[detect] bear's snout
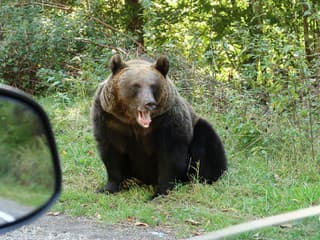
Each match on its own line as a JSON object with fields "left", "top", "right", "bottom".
{"left": 138, "top": 87, "right": 157, "bottom": 112}
{"left": 145, "top": 102, "right": 157, "bottom": 111}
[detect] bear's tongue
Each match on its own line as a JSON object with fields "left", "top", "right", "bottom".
{"left": 137, "top": 111, "right": 151, "bottom": 128}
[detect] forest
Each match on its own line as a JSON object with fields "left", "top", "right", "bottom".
{"left": 0, "top": 0, "right": 319, "bottom": 239}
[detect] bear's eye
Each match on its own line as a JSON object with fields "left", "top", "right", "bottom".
{"left": 128, "top": 83, "right": 140, "bottom": 97}
{"left": 151, "top": 84, "right": 160, "bottom": 98}
{"left": 132, "top": 83, "right": 141, "bottom": 89}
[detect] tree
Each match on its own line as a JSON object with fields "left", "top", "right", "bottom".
{"left": 125, "top": 0, "right": 144, "bottom": 49}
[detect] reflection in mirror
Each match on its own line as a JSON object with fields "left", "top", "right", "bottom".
{"left": 0, "top": 96, "right": 55, "bottom": 226}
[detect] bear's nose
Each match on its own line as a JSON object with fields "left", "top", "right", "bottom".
{"left": 145, "top": 102, "right": 157, "bottom": 111}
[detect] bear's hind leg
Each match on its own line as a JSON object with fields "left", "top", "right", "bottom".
{"left": 190, "top": 118, "right": 227, "bottom": 183}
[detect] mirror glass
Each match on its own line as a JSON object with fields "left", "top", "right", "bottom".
{"left": 0, "top": 96, "right": 55, "bottom": 226}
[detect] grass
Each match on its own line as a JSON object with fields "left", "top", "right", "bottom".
{"left": 0, "top": 180, "right": 53, "bottom": 208}
{"left": 37, "top": 93, "right": 320, "bottom": 239}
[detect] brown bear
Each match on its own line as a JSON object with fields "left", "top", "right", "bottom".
{"left": 92, "top": 55, "right": 227, "bottom": 197}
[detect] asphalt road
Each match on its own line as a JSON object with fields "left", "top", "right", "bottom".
{"left": 1, "top": 214, "right": 177, "bottom": 240}
{"left": 0, "top": 198, "right": 34, "bottom": 225}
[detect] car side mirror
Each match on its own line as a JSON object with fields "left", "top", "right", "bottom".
{"left": 0, "top": 85, "right": 61, "bottom": 233}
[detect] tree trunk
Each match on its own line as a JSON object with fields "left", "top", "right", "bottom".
{"left": 249, "top": 0, "right": 263, "bottom": 34}
{"left": 303, "top": 3, "right": 312, "bottom": 62}
{"left": 125, "top": 0, "right": 144, "bottom": 51}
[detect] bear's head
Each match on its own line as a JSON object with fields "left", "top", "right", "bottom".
{"left": 100, "top": 55, "right": 174, "bottom": 128}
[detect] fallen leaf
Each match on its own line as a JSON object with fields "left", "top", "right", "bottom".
{"left": 252, "top": 232, "right": 261, "bottom": 239}
{"left": 127, "top": 216, "right": 135, "bottom": 222}
{"left": 221, "top": 208, "right": 237, "bottom": 213}
{"left": 47, "top": 211, "right": 61, "bottom": 216}
{"left": 274, "top": 174, "right": 281, "bottom": 182}
{"left": 185, "top": 219, "right": 201, "bottom": 226}
{"left": 191, "top": 230, "right": 202, "bottom": 236}
{"left": 280, "top": 223, "right": 293, "bottom": 229}
{"left": 135, "top": 221, "right": 149, "bottom": 227}
{"left": 87, "top": 150, "right": 95, "bottom": 156}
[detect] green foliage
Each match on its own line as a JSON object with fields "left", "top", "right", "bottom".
{"left": 9, "top": 139, "right": 55, "bottom": 190}
{"left": 0, "top": 3, "right": 78, "bottom": 92}
{"left": 1, "top": 1, "right": 319, "bottom": 109}
{"left": 0, "top": 98, "right": 41, "bottom": 149}
{"left": 0, "top": 98, "right": 55, "bottom": 191}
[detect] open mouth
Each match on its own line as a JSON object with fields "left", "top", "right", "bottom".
{"left": 137, "top": 111, "right": 151, "bottom": 128}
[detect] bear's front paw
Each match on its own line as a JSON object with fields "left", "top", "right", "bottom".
{"left": 151, "top": 184, "right": 172, "bottom": 199}
{"left": 96, "top": 181, "right": 120, "bottom": 194}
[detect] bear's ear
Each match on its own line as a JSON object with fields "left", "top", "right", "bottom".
{"left": 154, "top": 55, "right": 169, "bottom": 77}
{"left": 110, "top": 55, "right": 127, "bottom": 74}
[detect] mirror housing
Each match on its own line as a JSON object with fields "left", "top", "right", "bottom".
{"left": 0, "top": 84, "right": 61, "bottom": 233}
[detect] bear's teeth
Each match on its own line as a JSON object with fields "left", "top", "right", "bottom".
{"left": 138, "top": 111, "right": 151, "bottom": 128}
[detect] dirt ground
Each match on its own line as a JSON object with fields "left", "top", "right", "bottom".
{"left": 2, "top": 214, "right": 177, "bottom": 240}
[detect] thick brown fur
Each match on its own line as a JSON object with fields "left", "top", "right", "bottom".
{"left": 92, "top": 55, "right": 227, "bottom": 198}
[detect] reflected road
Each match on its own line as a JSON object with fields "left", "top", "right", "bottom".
{"left": 0, "top": 198, "right": 33, "bottom": 225}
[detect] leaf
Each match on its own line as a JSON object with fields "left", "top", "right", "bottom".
{"left": 191, "top": 230, "right": 202, "bottom": 236}
{"left": 221, "top": 207, "right": 237, "bottom": 213}
{"left": 47, "top": 211, "right": 61, "bottom": 216}
{"left": 127, "top": 216, "right": 135, "bottom": 222}
{"left": 135, "top": 222, "right": 149, "bottom": 227}
{"left": 274, "top": 174, "right": 281, "bottom": 182}
{"left": 252, "top": 233, "right": 261, "bottom": 239}
{"left": 280, "top": 223, "right": 293, "bottom": 229}
{"left": 185, "top": 219, "right": 201, "bottom": 226}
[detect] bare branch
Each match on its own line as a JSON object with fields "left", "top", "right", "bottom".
{"left": 74, "top": 37, "right": 128, "bottom": 55}
{"left": 90, "top": 16, "right": 146, "bottom": 53}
